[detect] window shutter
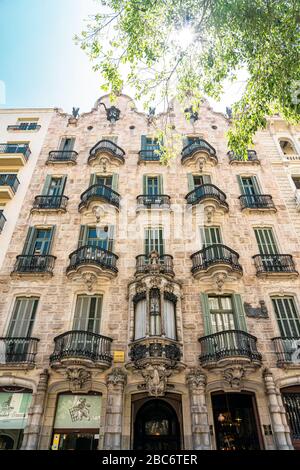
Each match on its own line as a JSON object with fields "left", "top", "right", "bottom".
{"left": 143, "top": 175, "right": 148, "bottom": 194}
{"left": 187, "top": 173, "right": 194, "bottom": 192}
{"left": 42, "top": 175, "right": 52, "bottom": 195}
{"left": 22, "top": 227, "right": 36, "bottom": 255}
{"left": 108, "top": 225, "right": 114, "bottom": 251}
{"left": 89, "top": 173, "right": 97, "bottom": 186}
{"left": 203, "top": 175, "right": 212, "bottom": 184}
{"left": 59, "top": 176, "right": 67, "bottom": 195}
{"left": 59, "top": 138, "right": 66, "bottom": 151}
{"left": 112, "top": 173, "right": 119, "bottom": 192}
{"left": 141, "top": 135, "right": 147, "bottom": 150}
{"left": 158, "top": 175, "right": 163, "bottom": 194}
{"left": 200, "top": 293, "right": 212, "bottom": 335}
{"left": 232, "top": 294, "right": 247, "bottom": 332}
{"left": 78, "top": 225, "right": 88, "bottom": 248}
{"left": 237, "top": 175, "right": 244, "bottom": 194}
{"left": 48, "top": 226, "right": 56, "bottom": 254}
{"left": 252, "top": 176, "right": 260, "bottom": 194}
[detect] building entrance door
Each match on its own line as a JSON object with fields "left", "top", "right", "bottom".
{"left": 212, "top": 392, "right": 262, "bottom": 450}
{"left": 52, "top": 432, "right": 98, "bottom": 450}
{"left": 133, "top": 399, "right": 180, "bottom": 450}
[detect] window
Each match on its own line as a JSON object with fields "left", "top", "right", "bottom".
{"left": 7, "top": 297, "right": 38, "bottom": 337}
{"left": 78, "top": 225, "right": 114, "bottom": 251}
{"left": 141, "top": 136, "right": 160, "bottom": 151}
{"left": 134, "top": 296, "right": 147, "bottom": 340}
{"left": 18, "top": 122, "right": 39, "bottom": 131}
{"left": 89, "top": 173, "right": 118, "bottom": 191}
{"left": 143, "top": 175, "right": 163, "bottom": 195}
{"left": 187, "top": 174, "right": 211, "bottom": 191}
{"left": 272, "top": 297, "right": 300, "bottom": 337}
{"left": 200, "top": 294, "right": 247, "bottom": 335}
{"left": 42, "top": 176, "right": 66, "bottom": 196}
{"left": 22, "top": 227, "right": 55, "bottom": 255}
{"left": 238, "top": 176, "right": 260, "bottom": 195}
{"left": 95, "top": 175, "right": 113, "bottom": 187}
{"left": 102, "top": 135, "right": 118, "bottom": 144}
{"left": 73, "top": 295, "right": 102, "bottom": 333}
{"left": 59, "top": 137, "right": 75, "bottom": 152}
{"left": 279, "top": 139, "right": 297, "bottom": 156}
{"left": 200, "top": 226, "right": 222, "bottom": 248}
{"left": 145, "top": 227, "right": 164, "bottom": 256}
{"left": 292, "top": 176, "right": 300, "bottom": 190}
{"left": 254, "top": 228, "right": 278, "bottom": 254}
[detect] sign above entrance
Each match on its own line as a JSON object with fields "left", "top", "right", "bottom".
{"left": 53, "top": 394, "right": 101, "bottom": 429}
{"left": 0, "top": 392, "right": 32, "bottom": 429}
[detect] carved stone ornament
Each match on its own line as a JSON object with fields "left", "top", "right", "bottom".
{"left": 198, "top": 157, "right": 206, "bottom": 172}
{"left": 92, "top": 205, "right": 105, "bottom": 223}
{"left": 82, "top": 272, "right": 97, "bottom": 291}
{"left": 213, "top": 272, "right": 227, "bottom": 291}
{"left": 186, "top": 368, "right": 207, "bottom": 389}
{"left": 65, "top": 367, "right": 92, "bottom": 391}
{"left": 204, "top": 205, "right": 215, "bottom": 223}
{"left": 141, "top": 364, "right": 172, "bottom": 397}
{"left": 149, "top": 275, "right": 162, "bottom": 288}
{"left": 244, "top": 300, "right": 269, "bottom": 319}
{"left": 164, "top": 282, "right": 174, "bottom": 294}
{"left": 223, "top": 366, "right": 245, "bottom": 389}
{"left": 135, "top": 281, "right": 147, "bottom": 294}
{"left": 106, "top": 367, "right": 127, "bottom": 386}
{"left": 99, "top": 157, "right": 109, "bottom": 173}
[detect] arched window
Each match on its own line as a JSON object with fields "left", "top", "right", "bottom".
{"left": 279, "top": 139, "right": 297, "bottom": 156}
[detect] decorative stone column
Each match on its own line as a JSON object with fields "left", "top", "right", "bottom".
{"left": 103, "top": 368, "right": 127, "bottom": 450}
{"left": 21, "top": 369, "right": 49, "bottom": 450}
{"left": 186, "top": 368, "right": 211, "bottom": 450}
{"left": 263, "top": 369, "right": 293, "bottom": 450}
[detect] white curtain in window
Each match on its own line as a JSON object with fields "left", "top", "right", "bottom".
{"left": 163, "top": 300, "right": 176, "bottom": 340}
{"left": 135, "top": 299, "right": 147, "bottom": 340}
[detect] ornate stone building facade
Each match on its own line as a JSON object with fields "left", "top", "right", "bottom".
{"left": 0, "top": 94, "right": 299, "bottom": 450}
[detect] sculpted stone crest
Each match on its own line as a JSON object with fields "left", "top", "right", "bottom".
{"left": 142, "top": 364, "right": 171, "bottom": 397}
{"left": 223, "top": 366, "right": 245, "bottom": 389}
{"left": 65, "top": 367, "right": 92, "bottom": 391}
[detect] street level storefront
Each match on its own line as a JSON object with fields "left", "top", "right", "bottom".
{"left": 281, "top": 386, "right": 300, "bottom": 450}
{"left": 51, "top": 392, "right": 101, "bottom": 450}
{"left": 0, "top": 386, "right": 32, "bottom": 450}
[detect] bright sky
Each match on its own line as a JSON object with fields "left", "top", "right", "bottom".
{"left": 0, "top": 0, "right": 247, "bottom": 114}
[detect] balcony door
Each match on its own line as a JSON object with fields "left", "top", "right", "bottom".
{"left": 78, "top": 226, "right": 114, "bottom": 252}
{"left": 72, "top": 296, "right": 103, "bottom": 355}
{"left": 59, "top": 137, "right": 75, "bottom": 152}
{"left": 200, "top": 226, "right": 223, "bottom": 262}
{"left": 239, "top": 176, "right": 261, "bottom": 206}
{"left": 254, "top": 228, "right": 279, "bottom": 270}
{"left": 22, "top": 227, "right": 55, "bottom": 256}
{"left": 43, "top": 176, "right": 66, "bottom": 197}
{"left": 145, "top": 227, "right": 164, "bottom": 257}
{"left": 208, "top": 296, "right": 236, "bottom": 334}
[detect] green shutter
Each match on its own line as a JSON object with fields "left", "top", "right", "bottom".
{"left": 232, "top": 294, "right": 247, "bottom": 332}
{"left": 200, "top": 293, "right": 212, "bottom": 335}
{"left": 60, "top": 176, "right": 67, "bottom": 195}
{"left": 42, "top": 175, "right": 52, "bottom": 195}
{"left": 22, "top": 227, "right": 36, "bottom": 255}
{"left": 252, "top": 176, "right": 260, "bottom": 194}
{"left": 187, "top": 173, "right": 194, "bottom": 191}
{"left": 112, "top": 173, "right": 119, "bottom": 192}
{"left": 143, "top": 175, "right": 147, "bottom": 194}
{"left": 78, "top": 225, "right": 88, "bottom": 247}
{"left": 59, "top": 138, "right": 66, "bottom": 151}
{"left": 158, "top": 175, "right": 163, "bottom": 194}
{"left": 108, "top": 225, "right": 114, "bottom": 251}
{"left": 203, "top": 175, "right": 212, "bottom": 184}
{"left": 237, "top": 175, "right": 244, "bottom": 194}
{"left": 48, "top": 226, "right": 56, "bottom": 254}
{"left": 89, "top": 174, "right": 97, "bottom": 186}
{"left": 141, "top": 135, "right": 147, "bottom": 150}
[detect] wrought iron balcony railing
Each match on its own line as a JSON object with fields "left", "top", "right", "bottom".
{"left": 0, "top": 143, "right": 31, "bottom": 160}
{"left": 79, "top": 184, "right": 120, "bottom": 210}
{"left": 191, "top": 244, "right": 242, "bottom": 274}
{"left": 0, "top": 174, "right": 20, "bottom": 193}
{"left": 136, "top": 194, "right": 171, "bottom": 208}
{"left": 136, "top": 254, "right": 174, "bottom": 276}
{"left": 181, "top": 139, "right": 217, "bottom": 163}
{"left": 199, "top": 330, "right": 262, "bottom": 366}
{"left": 7, "top": 123, "right": 41, "bottom": 132}
{"left": 13, "top": 255, "right": 56, "bottom": 274}
{"left": 272, "top": 337, "right": 300, "bottom": 366}
{"left": 253, "top": 254, "right": 297, "bottom": 275}
{"left": 47, "top": 150, "right": 78, "bottom": 164}
{"left": 32, "top": 195, "right": 68, "bottom": 211}
{"left": 239, "top": 194, "right": 275, "bottom": 210}
{"left": 129, "top": 337, "right": 181, "bottom": 366}
{"left": 228, "top": 150, "right": 258, "bottom": 163}
{"left": 0, "top": 337, "right": 39, "bottom": 365}
{"left": 89, "top": 139, "right": 125, "bottom": 164}
{"left": 67, "top": 245, "right": 118, "bottom": 273}
{"left": 186, "top": 184, "right": 228, "bottom": 207}
{"left": 0, "top": 211, "right": 6, "bottom": 232}
{"left": 138, "top": 149, "right": 161, "bottom": 161}
{"left": 50, "top": 330, "right": 113, "bottom": 366}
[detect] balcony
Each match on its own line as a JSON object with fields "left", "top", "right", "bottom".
{"left": 46, "top": 150, "right": 78, "bottom": 165}
{"left": 0, "top": 174, "right": 20, "bottom": 205}
{"left": 31, "top": 195, "right": 68, "bottom": 213}
{"left": 0, "top": 143, "right": 31, "bottom": 171}
{"left": 228, "top": 150, "right": 259, "bottom": 164}
{"left": 272, "top": 337, "right": 300, "bottom": 367}
{"left": 0, "top": 337, "right": 39, "bottom": 368}
{"left": 129, "top": 337, "right": 182, "bottom": 369}
{"left": 239, "top": 194, "right": 276, "bottom": 212}
{"left": 181, "top": 139, "right": 218, "bottom": 167}
{"left": 253, "top": 254, "right": 298, "bottom": 278}
{"left": 136, "top": 194, "right": 171, "bottom": 211}
{"left": 186, "top": 184, "right": 229, "bottom": 215}
{"left": 0, "top": 211, "right": 6, "bottom": 233}
{"left": 50, "top": 330, "right": 113, "bottom": 369}
{"left": 12, "top": 255, "right": 56, "bottom": 277}
{"left": 7, "top": 123, "right": 41, "bottom": 132}
{"left": 135, "top": 254, "right": 174, "bottom": 277}
{"left": 88, "top": 140, "right": 125, "bottom": 166}
{"left": 138, "top": 149, "right": 161, "bottom": 163}
{"left": 79, "top": 184, "right": 120, "bottom": 212}
{"left": 66, "top": 245, "right": 118, "bottom": 280}
{"left": 199, "top": 330, "right": 262, "bottom": 369}
{"left": 191, "top": 244, "right": 243, "bottom": 280}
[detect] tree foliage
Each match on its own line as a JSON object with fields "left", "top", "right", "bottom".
{"left": 77, "top": 0, "right": 300, "bottom": 158}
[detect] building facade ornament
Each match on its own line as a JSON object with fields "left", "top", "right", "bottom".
{"left": 141, "top": 364, "right": 171, "bottom": 397}
{"left": 106, "top": 367, "right": 127, "bottom": 387}
{"left": 82, "top": 272, "right": 97, "bottom": 291}
{"left": 65, "top": 367, "right": 92, "bottom": 391}
{"left": 186, "top": 368, "right": 207, "bottom": 389}
{"left": 213, "top": 272, "right": 227, "bottom": 291}
{"left": 223, "top": 366, "right": 245, "bottom": 389}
